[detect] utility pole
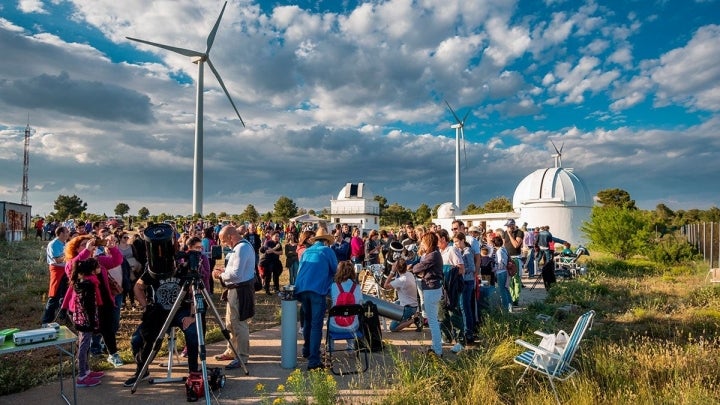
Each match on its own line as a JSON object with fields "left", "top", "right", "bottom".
{"left": 21, "top": 116, "right": 31, "bottom": 205}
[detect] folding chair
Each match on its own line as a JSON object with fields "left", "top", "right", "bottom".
{"left": 325, "top": 305, "right": 369, "bottom": 376}
{"left": 514, "top": 310, "right": 595, "bottom": 404}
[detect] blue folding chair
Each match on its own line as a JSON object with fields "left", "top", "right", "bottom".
{"left": 325, "top": 305, "right": 369, "bottom": 375}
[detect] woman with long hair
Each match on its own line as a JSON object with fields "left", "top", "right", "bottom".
{"left": 61, "top": 234, "right": 124, "bottom": 367}
{"left": 410, "top": 232, "right": 444, "bottom": 356}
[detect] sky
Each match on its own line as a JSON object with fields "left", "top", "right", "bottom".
{"left": 1, "top": 0, "right": 719, "bottom": 218}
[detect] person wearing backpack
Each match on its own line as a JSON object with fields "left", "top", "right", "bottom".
{"left": 328, "top": 261, "right": 364, "bottom": 349}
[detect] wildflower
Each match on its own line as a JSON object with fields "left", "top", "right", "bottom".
{"left": 277, "top": 384, "right": 285, "bottom": 392}
{"left": 273, "top": 398, "right": 285, "bottom": 405}
{"left": 255, "top": 383, "right": 265, "bottom": 393}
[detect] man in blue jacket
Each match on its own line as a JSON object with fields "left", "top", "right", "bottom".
{"left": 294, "top": 228, "right": 338, "bottom": 370}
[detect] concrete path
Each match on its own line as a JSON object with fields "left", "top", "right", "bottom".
{"left": 2, "top": 279, "right": 546, "bottom": 404}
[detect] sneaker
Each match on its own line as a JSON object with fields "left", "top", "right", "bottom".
{"left": 107, "top": 353, "right": 124, "bottom": 367}
{"left": 123, "top": 370, "right": 150, "bottom": 387}
{"left": 214, "top": 353, "right": 235, "bottom": 361}
{"left": 76, "top": 375, "right": 101, "bottom": 387}
{"left": 450, "top": 343, "right": 464, "bottom": 354}
{"left": 85, "top": 371, "right": 105, "bottom": 379}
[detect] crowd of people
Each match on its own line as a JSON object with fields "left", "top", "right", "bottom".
{"left": 39, "top": 215, "right": 569, "bottom": 386}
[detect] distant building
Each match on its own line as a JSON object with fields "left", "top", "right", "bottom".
{"left": 434, "top": 149, "right": 593, "bottom": 246}
{"left": 1, "top": 201, "right": 32, "bottom": 241}
{"left": 330, "top": 183, "right": 380, "bottom": 232}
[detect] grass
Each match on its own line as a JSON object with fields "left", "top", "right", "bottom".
{"left": 2, "top": 239, "right": 720, "bottom": 403}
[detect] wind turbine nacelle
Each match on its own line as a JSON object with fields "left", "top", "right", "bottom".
{"left": 437, "top": 202, "right": 458, "bottom": 219}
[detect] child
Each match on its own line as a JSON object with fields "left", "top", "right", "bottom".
{"left": 329, "top": 261, "right": 364, "bottom": 349}
{"left": 71, "top": 257, "right": 104, "bottom": 387}
{"left": 479, "top": 247, "right": 495, "bottom": 286}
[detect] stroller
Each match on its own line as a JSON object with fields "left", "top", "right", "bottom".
{"left": 554, "top": 245, "right": 590, "bottom": 279}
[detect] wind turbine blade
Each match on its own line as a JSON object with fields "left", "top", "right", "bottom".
{"left": 444, "top": 99, "right": 462, "bottom": 124}
{"left": 207, "top": 58, "right": 246, "bottom": 127}
{"left": 559, "top": 142, "right": 565, "bottom": 154}
{"left": 550, "top": 139, "right": 560, "bottom": 155}
{"left": 461, "top": 109, "right": 471, "bottom": 125}
{"left": 461, "top": 127, "right": 468, "bottom": 167}
{"left": 126, "top": 36, "right": 204, "bottom": 58}
{"left": 206, "top": 1, "right": 228, "bottom": 54}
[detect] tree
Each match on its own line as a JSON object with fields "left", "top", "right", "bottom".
{"left": 414, "top": 203, "right": 432, "bottom": 225}
{"left": 596, "top": 188, "right": 637, "bottom": 210}
{"left": 53, "top": 194, "right": 87, "bottom": 220}
{"left": 218, "top": 211, "right": 228, "bottom": 220}
{"left": 205, "top": 212, "right": 217, "bottom": 224}
{"left": 273, "top": 196, "right": 298, "bottom": 222}
{"left": 483, "top": 196, "right": 513, "bottom": 213}
{"left": 240, "top": 204, "right": 260, "bottom": 224}
{"left": 138, "top": 207, "right": 150, "bottom": 219}
{"left": 581, "top": 206, "right": 652, "bottom": 259}
{"left": 261, "top": 211, "right": 273, "bottom": 222}
{"left": 114, "top": 202, "right": 130, "bottom": 218}
{"left": 462, "top": 203, "right": 484, "bottom": 215}
{"left": 382, "top": 203, "right": 413, "bottom": 227}
{"left": 374, "top": 195, "right": 388, "bottom": 214}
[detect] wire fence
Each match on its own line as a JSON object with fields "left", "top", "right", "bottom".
{"left": 683, "top": 222, "right": 720, "bottom": 268}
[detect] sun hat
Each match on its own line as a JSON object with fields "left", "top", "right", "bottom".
{"left": 309, "top": 227, "right": 334, "bottom": 244}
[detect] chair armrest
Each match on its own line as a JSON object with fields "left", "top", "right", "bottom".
{"left": 515, "top": 339, "right": 561, "bottom": 360}
{"left": 534, "top": 330, "right": 552, "bottom": 338}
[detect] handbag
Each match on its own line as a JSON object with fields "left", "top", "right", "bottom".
{"left": 108, "top": 274, "right": 123, "bottom": 296}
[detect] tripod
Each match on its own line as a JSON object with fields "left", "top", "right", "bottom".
{"left": 130, "top": 271, "right": 249, "bottom": 402}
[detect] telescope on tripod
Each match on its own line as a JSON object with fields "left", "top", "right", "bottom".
{"left": 129, "top": 223, "right": 248, "bottom": 403}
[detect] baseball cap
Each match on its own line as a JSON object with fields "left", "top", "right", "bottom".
{"left": 504, "top": 219, "right": 516, "bottom": 227}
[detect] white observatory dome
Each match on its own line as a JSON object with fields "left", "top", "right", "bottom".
{"left": 437, "top": 202, "right": 458, "bottom": 219}
{"left": 513, "top": 167, "right": 592, "bottom": 208}
{"left": 513, "top": 167, "right": 592, "bottom": 245}
{"left": 337, "top": 183, "right": 374, "bottom": 200}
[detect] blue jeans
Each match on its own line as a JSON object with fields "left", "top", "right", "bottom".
{"left": 289, "top": 262, "right": 299, "bottom": 286}
{"left": 113, "top": 294, "right": 123, "bottom": 334}
{"left": 296, "top": 291, "right": 327, "bottom": 369}
{"left": 461, "top": 280, "right": 475, "bottom": 339}
{"left": 131, "top": 307, "right": 200, "bottom": 373}
{"left": 422, "top": 288, "right": 442, "bottom": 355}
{"left": 526, "top": 249, "right": 536, "bottom": 277}
{"left": 496, "top": 270, "right": 512, "bottom": 311}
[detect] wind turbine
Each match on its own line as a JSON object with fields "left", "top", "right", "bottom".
{"left": 126, "top": 1, "right": 244, "bottom": 216}
{"left": 445, "top": 100, "right": 470, "bottom": 211}
{"left": 551, "top": 140, "right": 564, "bottom": 168}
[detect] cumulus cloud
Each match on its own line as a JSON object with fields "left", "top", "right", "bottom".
{"left": 651, "top": 24, "right": 720, "bottom": 111}
{"left": 0, "top": 1, "right": 718, "bottom": 216}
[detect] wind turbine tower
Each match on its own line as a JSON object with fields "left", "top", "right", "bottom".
{"left": 445, "top": 100, "right": 470, "bottom": 211}
{"left": 21, "top": 117, "right": 31, "bottom": 205}
{"left": 127, "top": 1, "right": 245, "bottom": 215}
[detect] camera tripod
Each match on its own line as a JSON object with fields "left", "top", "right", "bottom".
{"left": 130, "top": 272, "right": 249, "bottom": 403}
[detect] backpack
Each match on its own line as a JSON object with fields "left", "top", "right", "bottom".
{"left": 334, "top": 282, "right": 357, "bottom": 327}
{"left": 360, "top": 301, "right": 384, "bottom": 352}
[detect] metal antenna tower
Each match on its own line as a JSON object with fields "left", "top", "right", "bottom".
{"left": 21, "top": 116, "right": 31, "bottom": 205}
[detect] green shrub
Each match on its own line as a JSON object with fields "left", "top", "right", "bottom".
{"left": 645, "top": 235, "right": 699, "bottom": 265}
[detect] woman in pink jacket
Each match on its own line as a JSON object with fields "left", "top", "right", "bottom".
{"left": 62, "top": 234, "right": 124, "bottom": 367}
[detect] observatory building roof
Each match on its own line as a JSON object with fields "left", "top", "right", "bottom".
{"left": 512, "top": 167, "right": 592, "bottom": 208}
{"left": 336, "top": 183, "right": 374, "bottom": 200}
